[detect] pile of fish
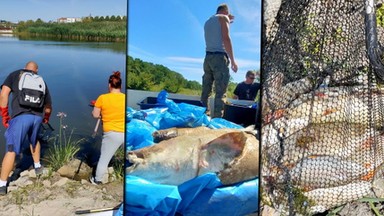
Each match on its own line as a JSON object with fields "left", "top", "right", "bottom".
{"left": 262, "top": 80, "right": 384, "bottom": 213}
{"left": 126, "top": 127, "right": 259, "bottom": 186}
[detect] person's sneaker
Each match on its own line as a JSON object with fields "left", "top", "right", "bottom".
{"left": 35, "top": 166, "right": 44, "bottom": 176}
{"left": 9, "top": 168, "right": 22, "bottom": 182}
{"left": 89, "top": 176, "right": 102, "bottom": 185}
{"left": 0, "top": 186, "right": 7, "bottom": 195}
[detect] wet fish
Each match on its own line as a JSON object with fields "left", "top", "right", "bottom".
{"left": 126, "top": 128, "right": 259, "bottom": 186}
{"left": 287, "top": 155, "right": 372, "bottom": 189}
{"left": 265, "top": 87, "right": 383, "bottom": 128}
{"left": 264, "top": 121, "right": 372, "bottom": 164}
{"left": 304, "top": 181, "right": 371, "bottom": 214}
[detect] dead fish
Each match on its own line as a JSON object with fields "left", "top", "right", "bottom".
{"left": 284, "top": 89, "right": 383, "bottom": 128}
{"left": 153, "top": 126, "right": 258, "bottom": 142}
{"left": 304, "top": 181, "right": 371, "bottom": 214}
{"left": 126, "top": 129, "right": 259, "bottom": 186}
{"left": 152, "top": 126, "right": 212, "bottom": 142}
{"left": 281, "top": 122, "right": 370, "bottom": 163}
{"left": 287, "top": 155, "right": 371, "bottom": 189}
{"left": 263, "top": 82, "right": 384, "bottom": 128}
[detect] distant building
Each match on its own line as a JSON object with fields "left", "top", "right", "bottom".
{"left": 0, "top": 27, "right": 13, "bottom": 34}
{"left": 57, "top": 17, "right": 82, "bottom": 23}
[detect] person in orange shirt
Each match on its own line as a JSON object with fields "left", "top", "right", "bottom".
{"left": 89, "top": 71, "right": 125, "bottom": 185}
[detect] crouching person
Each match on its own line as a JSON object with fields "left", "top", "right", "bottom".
{"left": 0, "top": 61, "right": 52, "bottom": 195}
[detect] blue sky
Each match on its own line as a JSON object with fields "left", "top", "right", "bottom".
{"left": 0, "top": 0, "right": 126, "bottom": 23}
{"left": 128, "top": 0, "right": 261, "bottom": 83}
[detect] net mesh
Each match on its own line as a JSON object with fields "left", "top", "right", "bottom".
{"left": 261, "top": 0, "right": 384, "bottom": 214}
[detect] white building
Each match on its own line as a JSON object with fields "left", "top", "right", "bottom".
{"left": 57, "top": 17, "right": 82, "bottom": 23}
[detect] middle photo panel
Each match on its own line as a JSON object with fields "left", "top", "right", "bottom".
{"left": 125, "top": 0, "right": 261, "bottom": 215}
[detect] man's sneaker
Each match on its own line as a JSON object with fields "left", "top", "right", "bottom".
{"left": 0, "top": 186, "right": 7, "bottom": 195}
{"left": 35, "top": 166, "right": 44, "bottom": 176}
{"left": 89, "top": 176, "right": 102, "bottom": 185}
{"left": 9, "top": 168, "right": 22, "bottom": 182}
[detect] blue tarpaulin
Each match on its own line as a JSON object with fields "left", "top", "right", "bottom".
{"left": 125, "top": 174, "right": 259, "bottom": 216}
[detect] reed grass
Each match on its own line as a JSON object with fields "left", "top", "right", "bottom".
{"left": 43, "top": 112, "right": 82, "bottom": 171}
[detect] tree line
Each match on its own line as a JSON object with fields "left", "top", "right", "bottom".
{"left": 127, "top": 56, "right": 202, "bottom": 94}
{"left": 126, "top": 56, "right": 247, "bottom": 97}
{"left": 14, "top": 16, "right": 126, "bottom": 42}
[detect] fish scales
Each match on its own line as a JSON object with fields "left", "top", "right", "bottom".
{"left": 304, "top": 181, "right": 371, "bottom": 214}
{"left": 288, "top": 156, "right": 369, "bottom": 189}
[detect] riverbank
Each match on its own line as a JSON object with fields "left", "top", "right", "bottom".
{"left": 15, "top": 20, "right": 126, "bottom": 42}
{"left": 0, "top": 159, "right": 123, "bottom": 216}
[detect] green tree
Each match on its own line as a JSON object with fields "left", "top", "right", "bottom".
{"left": 35, "top": 18, "right": 44, "bottom": 24}
{"left": 377, "top": 4, "right": 384, "bottom": 27}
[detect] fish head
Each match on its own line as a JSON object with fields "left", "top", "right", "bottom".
{"left": 198, "top": 132, "right": 247, "bottom": 174}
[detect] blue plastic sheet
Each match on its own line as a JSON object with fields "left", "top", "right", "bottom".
{"left": 159, "top": 103, "right": 210, "bottom": 129}
{"left": 115, "top": 204, "right": 124, "bottom": 216}
{"left": 208, "top": 117, "right": 244, "bottom": 129}
{"left": 125, "top": 173, "right": 259, "bottom": 216}
{"left": 126, "top": 119, "right": 156, "bottom": 151}
{"left": 157, "top": 90, "right": 181, "bottom": 113}
{"left": 178, "top": 174, "right": 259, "bottom": 216}
{"left": 125, "top": 175, "right": 181, "bottom": 216}
{"left": 132, "top": 91, "right": 211, "bottom": 129}
{"left": 127, "top": 107, "right": 147, "bottom": 122}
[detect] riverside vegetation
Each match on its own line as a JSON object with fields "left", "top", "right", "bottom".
{"left": 9, "top": 15, "right": 126, "bottom": 42}
{"left": 43, "top": 111, "right": 124, "bottom": 181}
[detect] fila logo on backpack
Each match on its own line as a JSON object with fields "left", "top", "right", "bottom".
{"left": 18, "top": 71, "right": 46, "bottom": 108}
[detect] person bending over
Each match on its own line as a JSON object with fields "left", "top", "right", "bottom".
{"left": 0, "top": 61, "right": 52, "bottom": 195}
{"left": 89, "top": 71, "right": 125, "bottom": 185}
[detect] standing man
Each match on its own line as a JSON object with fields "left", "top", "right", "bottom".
{"left": 201, "top": 3, "right": 238, "bottom": 118}
{"left": 0, "top": 61, "right": 52, "bottom": 195}
{"left": 233, "top": 70, "right": 261, "bottom": 101}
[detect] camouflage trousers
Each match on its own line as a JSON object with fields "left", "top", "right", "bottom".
{"left": 201, "top": 53, "right": 230, "bottom": 118}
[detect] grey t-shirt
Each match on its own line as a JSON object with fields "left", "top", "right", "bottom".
{"left": 204, "top": 15, "right": 226, "bottom": 53}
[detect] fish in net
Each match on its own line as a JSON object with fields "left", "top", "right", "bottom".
{"left": 261, "top": 0, "right": 384, "bottom": 214}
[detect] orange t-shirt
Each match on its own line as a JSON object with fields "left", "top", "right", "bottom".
{"left": 94, "top": 92, "right": 125, "bottom": 132}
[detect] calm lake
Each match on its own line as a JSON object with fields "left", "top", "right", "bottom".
{"left": 0, "top": 35, "right": 126, "bottom": 163}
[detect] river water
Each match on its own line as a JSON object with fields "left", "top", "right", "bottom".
{"left": 0, "top": 34, "right": 126, "bottom": 163}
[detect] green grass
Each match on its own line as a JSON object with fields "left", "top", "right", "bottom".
{"left": 111, "top": 147, "right": 124, "bottom": 181}
{"left": 43, "top": 112, "right": 82, "bottom": 171}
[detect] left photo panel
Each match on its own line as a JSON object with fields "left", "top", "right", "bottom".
{"left": 0, "top": 1, "right": 126, "bottom": 215}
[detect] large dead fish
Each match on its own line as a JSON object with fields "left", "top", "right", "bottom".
{"left": 126, "top": 128, "right": 259, "bottom": 186}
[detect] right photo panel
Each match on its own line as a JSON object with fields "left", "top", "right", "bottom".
{"left": 261, "top": 0, "right": 384, "bottom": 215}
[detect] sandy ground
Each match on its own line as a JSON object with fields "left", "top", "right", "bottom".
{"left": 0, "top": 177, "right": 123, "bottom": 216}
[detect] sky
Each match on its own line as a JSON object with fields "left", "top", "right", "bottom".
{"left": 0, "top": 0, "right": 126, "bottom": 23}
{"left": 128, "top": 0, "right": 262, "bottom": 83}
{"left": 0, "top": 0, "right": 261, "bottom": 84}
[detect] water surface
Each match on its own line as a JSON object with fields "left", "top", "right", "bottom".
{"left": 0, "top": 35, "right": 126, "bottom": 163}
